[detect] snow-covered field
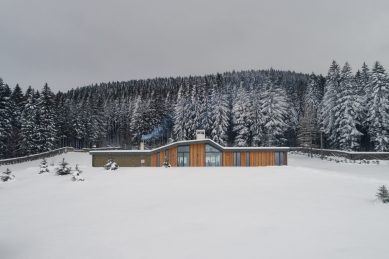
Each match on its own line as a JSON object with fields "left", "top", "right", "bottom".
{"left": 1, "top": 152, "right": 389, "bottom": 259}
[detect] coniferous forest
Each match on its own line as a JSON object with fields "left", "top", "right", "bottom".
{"left": 1, "top": 61, "right": 389, "bottom": 159}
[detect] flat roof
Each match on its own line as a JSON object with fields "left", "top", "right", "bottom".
{"left": 90, "top": 139, "right": 289, "bottom": 155}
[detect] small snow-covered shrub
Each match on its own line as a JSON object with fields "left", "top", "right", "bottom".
{"left": 56, "top": 158, "right": 71, "bottom": 175}
{"left": 376, "top": 185, "right": 389, "bottom": 203}
{"left": 39, "top": 158, "right": 50, "bottom": 174}
{"left": 162, "top": 157, "right": 171, "bottom": 168}
{"left": 104, "top": 156, "right": 119, "bottom": 171}
{"left": 1, "top": 168, "right": 15, "bottom": 182}
{"left": 71, "top": 164, "right": 84, "bottom": 181}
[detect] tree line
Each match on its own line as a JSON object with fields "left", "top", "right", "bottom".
{"left": 1, "top": 62, "right": 388, "bottom": 159}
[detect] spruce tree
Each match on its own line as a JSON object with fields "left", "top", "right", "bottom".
{"left": 1, "top": 168, "right": 15, "bottom": 182}
{"left": 320, "top": 61, "right": 341, "bottom": 149}
{"left": 333, "top": 62, "right": 363, "bottom": 151}
{"left": 39, "top": 83, "right": 57, "bottom": 152}
{"left": 367, "top": 62, "right": 389, "bottom": 151}
{"left": 39, "top": 158, "right": 50, "bottom": 174}
{"left": 376, "top": 185, "right": 389, "bottom": 203}
{"left": 56, "top": 158, "right": 71, "bottom": 175}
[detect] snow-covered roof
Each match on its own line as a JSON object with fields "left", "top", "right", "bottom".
{"left": 89, "top": 139, "right": 289, "bottom": 155}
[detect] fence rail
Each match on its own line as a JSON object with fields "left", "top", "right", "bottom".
{"left": 290, "top": 147, "right": 389, "bottom": 160}
{"left": 0, "top": 147, "right": 74, "bottom": 166}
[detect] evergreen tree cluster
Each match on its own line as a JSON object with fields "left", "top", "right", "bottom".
{"left": 317, "top": 61, "right": 389, "bottom": 151}
{"left": 1, "top": 62, "right": 388, "bottom": 158}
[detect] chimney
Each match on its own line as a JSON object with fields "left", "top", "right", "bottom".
{"left": 196, "top": 130, "right": 205, "bottom": 140}
{"left": 140, "top": 141, "right": 144, "bottom": 150}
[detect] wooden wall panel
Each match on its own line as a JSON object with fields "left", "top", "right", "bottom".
{"left": 250, "top": 152, "right": 277, "bottom": 166}
{"left": 159, "top": 151, "right": 164, "bottom": 167}
{"left": 240, "top": 152, "right": 246, "bottom": 166}
{"left": 169, "top": 147, "right": 178, "bottom": 167}
{"left": 284, "top": 152, "right": 287, "bottom": 165}
{"left": 151, "top": 153, "right": 157, "bottom": 167}
{"left": 189, "top": 143, "right": 205, "bottom": 167}
{"left": 222, "top": 152, "right": 234, "bottom": 166}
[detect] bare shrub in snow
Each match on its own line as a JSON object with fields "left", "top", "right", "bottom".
{"left": 56, "top": 158, "right": 71, "bottom": 175}
{"left": 1, "top": 168, "right": 15, "bottom": 182}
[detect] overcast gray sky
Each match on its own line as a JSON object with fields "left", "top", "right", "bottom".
{"left": 1, "top": 0, "right": 389, "bottom": 93}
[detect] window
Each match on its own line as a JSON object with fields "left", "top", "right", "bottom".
{"left": 275, "top": 152, "right": 284, "bottom": 166}
{"left": 233, "top": 152, "right": 241, "bottom": 166}
{"left": 156, "top": 152, "right": 160, "bottom": 167}
{"left": 246, "top": 152, "right": 250, "bottom": 167}
{"left": 205, "top": 144, "right": 222, "bottom": 166}
{"left": 165, "top": 150, "right": 169, "bottom": 160}
{"left": 177, "top": 146, "right": 190, "bottom": 167}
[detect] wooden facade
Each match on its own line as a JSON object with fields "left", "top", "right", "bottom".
{"left": 222, "top": 152, "right": 234, "bottom": 166}
{"left": 91, "top": 139, "right": 288, "bottom": 167}
{"left": 169, "top": 147, "right": 178, "bottom": 167}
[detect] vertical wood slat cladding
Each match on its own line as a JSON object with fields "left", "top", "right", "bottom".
{"left": 249, "top": 152, "right": 275, "bottom": 166}
{"left": 169, "top": 147, "right": 178, "bottom": 167}
{"left": 151, "top": 154, "right": 157, "bottom": 167}
{"left": 284, "top": 152, "right": 287, "bottom": 165}
{"left": 240, "top": 152, "right": 246, "bottom": 166}
{"left": 159, "top": 151, "right": 164, "bottom": 167}
{"left": 189, "top": 143, "right": 205, "bottom": 167}
{"left": 222, "top": 152, "right": 234, "bottom": 166}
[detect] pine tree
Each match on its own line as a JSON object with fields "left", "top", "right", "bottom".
{"left": 376, "top": 185, "right": 389, "bottom": 203}
{"left": 260, "top": 75, "right": 289, "bottom": 146}
{"left": 1, "top": 168, "right": 15, "bottom": 182}
{"left": 56, "top": 158, "right": 71, "bottom": 175}
{"left": 367, "top": 62, "right": 389, "bottom": 151}
{"left": 334, "top": 62, "right": 363, "bottom": 151}
{"left": 38, "top": 83, "right": 57, "bottom": 152}
{"left": 0, "top": 80, "right": 13, "bottom": 158}
{"left": 39, "top": 158, "right": 50, "bottom": 174}
{"left": 210, "top": 90, "right": 229, "bottom": 146}
{"left": 297, "top": 106, "right": 319, "bottom": 150}
{"left": 20, "top": 87, "right": 39, "bottom": 155}
{"left": 104, "top": 155, "right": 119, "bottom": 170}
{"left": 320, "top": 61, "right": 341, "bottom": 149}
{"left": 71, "top": 164, "right": 85, "bottom": 181}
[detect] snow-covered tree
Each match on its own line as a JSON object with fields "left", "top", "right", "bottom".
{"left": 71, "top": 164, "right": 85, "bottom": 181}
{"left": 320, "top": 61, "right": 341, "bottom": 148}
{"left": 376, "top": 185, "right": 389, "bottom": 203}
{"left": 38, "top": 83, "right": 57, "bottom": 152}
{"left": 334, "top": 62, "right": 363, "bottom": 151}
{"left": 297, "top": 105, "right": 319, "bottom": 150}
{"left": 260, "top": 76, "right": 289, "bottom": 146}
{"left": 0, "top": 80, "right": 13, "bottom": 158}
{"left": 210, "top": 90, "right": 229, "bottom": 146}
{"left": 56, "top": 158, "right": 71, "bottom": 175}
{"left": 1, "top": 168, "right": 15, "bottom": 182}
{"left": 367, "top": 62, "right": 389, "bottom": 151}
{"left": 39, "top": 158, "right": 50, "bottom": 174}
{"left": 104, "top": 155, "right": 119, "bottom": 170}
{"left": 162, "top": 156, "right": 171, "bottom": 168}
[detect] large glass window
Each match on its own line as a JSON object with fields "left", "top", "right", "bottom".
{"left": 275, "top": 152, "right": 284, "bottom": 166}
{"left": 178, "top": 146, "right": 190, "bottom": 167}
{"left": 205, "top": 144, "right": 222, "bottom": 166}
{"left": 246, "top": 152, "right": 250, "bottom": 167}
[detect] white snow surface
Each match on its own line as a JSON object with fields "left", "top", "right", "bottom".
{"left": 1, "top": 153, "right": 389, "bottom": 259}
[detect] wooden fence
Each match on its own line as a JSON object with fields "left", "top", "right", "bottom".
{"left": 0, "top": 147, "right": 74, "bottom": 166}
{"left": 290, "top": 147, "right": 389, "bottom": 160}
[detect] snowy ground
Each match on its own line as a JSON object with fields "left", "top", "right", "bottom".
{"left": 1, "top": 152, "right": 389, "bottom": 259}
